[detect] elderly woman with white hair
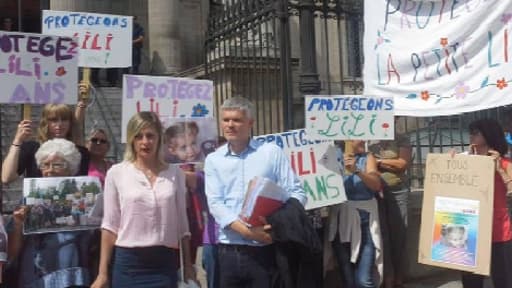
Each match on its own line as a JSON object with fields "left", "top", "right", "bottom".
{"left": 9, "top": 139, "right": 93, "bottom": 288}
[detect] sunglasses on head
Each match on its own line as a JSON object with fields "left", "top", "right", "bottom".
{"left": 90, "top": 138, "right": 108, "bottom": 144}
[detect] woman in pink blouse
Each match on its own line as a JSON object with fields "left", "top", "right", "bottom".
{"left": 91, "top": 112, "right": 196, "bottom": 288}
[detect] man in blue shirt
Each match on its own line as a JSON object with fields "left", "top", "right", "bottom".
{"left": 204, "top": 97, "right": 306, "bottom": 288}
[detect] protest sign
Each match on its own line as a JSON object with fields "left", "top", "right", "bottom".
{"left": 42, "top": 10, "right": 132, "bottom": 68}
{"left": 122, "top": 75, "right": 214, "bottom": 142}
{"left": 419, "top": 154, "right": 494, "bottom": 275}
{"left": 23, "top": 176, "right": 103, "bottom": 234}
{"left": 255, "top": 129, "right": 346, "bottom": 210}
{"left": 305, "top": 95, "right": 394, "bottom": 140}
{"left": 364, "top": 0, "right": 512, "bottom": 116}
{"left": 0, "top": 31, "right": 78, "bottom": 104}
{"left": 161, "top": 117, "right": 218, "bottom": 164}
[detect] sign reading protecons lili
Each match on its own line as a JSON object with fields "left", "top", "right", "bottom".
{"left": 42, "top": 10, "right": 132, "bottom": 68}
{"left": 305, "top": 95, "right": 395, "bottom": 140}
{"left": 255, "top": 129, "right": 346, "bottom": 210}
{"left": 0, "top": 31, "right": 78, "bottom": 104}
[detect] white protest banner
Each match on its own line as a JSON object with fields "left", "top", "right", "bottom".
{"left": 122, "top": 75, "right": 214, "bottom": 142}
{"left": 419, "top": 154, "right": 494, "bottom": 275}
{"left": 364, "top": 0, "right": 512, "bottom": 116}
{"left": 0, "top": 31, "right": 78, "bottom": 104}
{"left": 305, "top": 95, "right": 394, "bottom": 140}
{"left": 254, "top": 129, "right": 346, "bottom": 210}
{"left": 42, "top": 10, "right": 132, "bottom": 68}
{"left": 23, "top": 176, "right": 103, "bottom": 234}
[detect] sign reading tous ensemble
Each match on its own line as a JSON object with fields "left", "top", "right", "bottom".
{"left": 419, "top": 154, "right": 494, "bottom": 275}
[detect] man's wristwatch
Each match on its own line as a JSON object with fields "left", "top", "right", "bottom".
{"left": 354, "top": 169, "right": 361, "bottom": 175}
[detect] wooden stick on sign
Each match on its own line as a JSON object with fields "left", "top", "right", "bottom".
{"left": 23, "top": 104, "right": 31, "bottom": 120}
{"left": 81, "top": 67, "right": 91, "bottom": 102}
{"left": 344, "top": 140, "right": 354, "bottom": 175}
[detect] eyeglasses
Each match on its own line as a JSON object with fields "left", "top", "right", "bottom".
{"left": 90, "top": 138, "right": 108, "bottom": 145}
{"left": 39, "top": 162, "right": 68, "bottom": 170}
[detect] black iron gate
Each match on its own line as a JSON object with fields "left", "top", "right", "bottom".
{"left": 205, "top": 0, "right": 363, "bottom": 134}
{"left": 204, "top": 0, "right": 510, "bottom": 189}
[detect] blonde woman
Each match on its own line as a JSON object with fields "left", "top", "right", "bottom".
{"left": 92, "top": 112, "right": 196, "bottom": 288}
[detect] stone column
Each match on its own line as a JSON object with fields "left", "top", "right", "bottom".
{"left": 298, "top": 0, "right": 321, "bottom": 95}
{"left": 148, "top": 0, "right": 182, "bottom": 74}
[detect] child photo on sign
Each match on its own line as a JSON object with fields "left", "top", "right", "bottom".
{"left": 162, "top": 117, "right": 218, "bottom": 164}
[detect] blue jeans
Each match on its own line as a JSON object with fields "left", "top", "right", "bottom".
{"left": 332, "top": 210, "right": 376, "bottom": 288}
{"left": 202, "top": 244, "right": 220, "bottom": 288}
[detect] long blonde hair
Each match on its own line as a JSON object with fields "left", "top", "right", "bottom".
{"left": 124, "top": 111, "right": 166, "bottom": 166}
{"left": 38, "top": 104, "right": 76, "bottom": 143}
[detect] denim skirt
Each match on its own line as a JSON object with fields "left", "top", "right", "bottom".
{"left": 112, "top": 246, "right": 179, "bottom": 288}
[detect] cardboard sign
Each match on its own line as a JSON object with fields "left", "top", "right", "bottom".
{"left": 23, "top": 176, "right": 103, "bottom": 234}
{"left": 418, "top": 154, "right": 494, "bottom": 275}
{"left": 161, "top": 117, "right": 218, "bottom": 164}
{"left": 305, "top": 95, "right": 394, "bottom": 140}
{"left": 42, "top": 10, "right": 132, "bottom": 68}
{"left": 122, "top": 75, "right": 214, "bottom": 142}
{"left": 254, "top": 129, "right": 346, "bottom": 210}
{"left": 0, "top": 31, "right": 78, "bottom": 104}
{"left": 364, "top": 0, "right": 512, "bottom": 116}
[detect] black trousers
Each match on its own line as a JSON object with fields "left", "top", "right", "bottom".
{"left": 461, "top": 239, "right": 512, "bottom": 288}
{"left": 218, "top": 244, "right": 275, "bottom": 288}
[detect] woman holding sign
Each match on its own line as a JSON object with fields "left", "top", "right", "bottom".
{"left": 329, "top": 140, "right": 383, "bottom": 288}
{"left": 1, "top": 84, "right": 91, "bottom": 184}
{"left": 92, "top": 112, "right": 196, "bottom": 288}
{"left": 9, "top": 138, "right": 93, "bottom": 288}
{"left": 460, "top": 119, "right": 512, "bottom": 288}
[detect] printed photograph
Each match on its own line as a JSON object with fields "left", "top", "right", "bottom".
{"left": 161, "top": 117, "right": 218, "bottom": 164}
{"left": 431, "top": 196, "right": 479, "bottom": 267}
{"left": 23, "top": 176, "right": 103, "bottom": 234}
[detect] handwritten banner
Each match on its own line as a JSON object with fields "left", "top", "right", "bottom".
{"left": 254, "top": 129, "right": 346, "bottom": 210}
{"left": 122, "top": 75, "right": 214, "bottom": 142}
{"left": 0, "top": 31, "right": 78, "bottom": 104}
{"left": 42, "top": 10, "right": 132, "bottom": 68}
{"left": 305, "top": 95, "right": 394, "bottom": 140}
{"left": 364, "top": 0, "right": 512, "bottom": 116}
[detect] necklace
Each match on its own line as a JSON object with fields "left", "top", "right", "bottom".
{"left": 134, "top": 163, "right": 158, "bottom": 182}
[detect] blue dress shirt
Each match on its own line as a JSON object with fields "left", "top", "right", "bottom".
{"left": 204, "top": 139, "right": 306, "bottom": 246}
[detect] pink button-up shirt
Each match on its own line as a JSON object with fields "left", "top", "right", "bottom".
{"left": 102, "top": 161, "right": 190, "bottom": 249}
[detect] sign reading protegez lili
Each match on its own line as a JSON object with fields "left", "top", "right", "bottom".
{"left": 0, "top": 31, "right": 78, "bottom": 104}
{"left": 255, "top": 129, "right": 346, "bottom": 210}
{"left": 122, "top": 75, "right": 214, "bottom": 142}
{"left": 305, "top": 95, "right": 394, "bottom": 140}
{"left": 42, "top": 10, "right": 132, "bottom": 68}
{"left": 364, "top": 0, "right": 512, "bottom": 116}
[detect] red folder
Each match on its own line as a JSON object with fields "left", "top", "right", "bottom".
{"left": 239, "top": 177, "right": 288, "bottom": 226}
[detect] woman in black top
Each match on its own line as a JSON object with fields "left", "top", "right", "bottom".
{"left": 2, "top": 91, "right": 90, "bottom": 183}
